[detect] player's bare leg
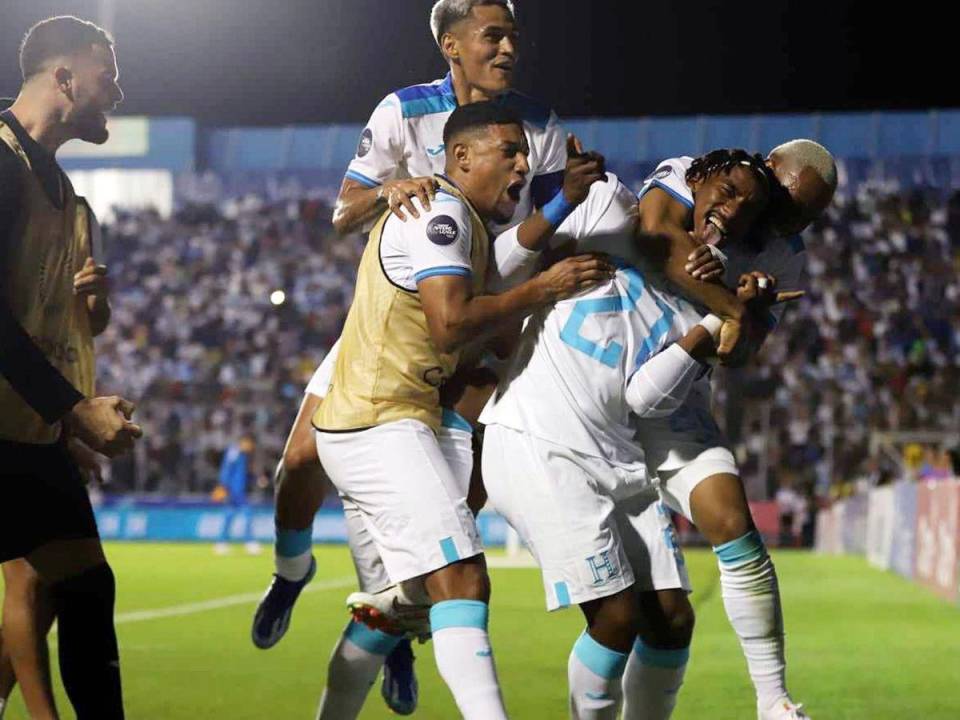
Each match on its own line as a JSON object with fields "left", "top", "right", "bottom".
{"left": 686, "top": 472, "right": 805, "bottom": 719}
{"left": 422, "top": 555, "right": 508, "bottom": 720}
{"left": 622, "top": 589, "right": 694, "bottom": 720}
{"left": 0, "top": 560, "right": 58, "bottom": 720}
{"left": 252, "top": 392, "right": 327, "bottom": 649}
{"left": 565, "top": 588, "right": 638, "bottom": 720}
{"left": 25, "top": 538, "right": 123, "bottom": 720}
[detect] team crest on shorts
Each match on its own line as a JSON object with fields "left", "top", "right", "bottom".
{"left": 427, "top": 215, "right": 459, "bottom": 246}
{"left": 356, "top": 128, "right": 373, "bottom": 158}
{"left": 585, "top": 550, "right": 621, "bottom": 585}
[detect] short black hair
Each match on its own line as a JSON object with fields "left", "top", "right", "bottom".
{"left": 20, "top": 16, "right": 114, "bottom": 81}
{"left": 442, "top": 100, "right": 522, "bottom": 146}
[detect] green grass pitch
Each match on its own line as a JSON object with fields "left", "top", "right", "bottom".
{"left": 2, "top": 544, "right": 959, "bottom": 718}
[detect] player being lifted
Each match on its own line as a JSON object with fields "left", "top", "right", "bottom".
{"left": 252, "top": 0, "right": 568, "bottom": 713}
{"left": 311, "top": 101, "right": 609, "bottom": 720}
{"left": 480, "top": 149, "right": 792, "bottom": 720}
{"left": 622, "top": 140, "right": 836, "bottom": 720}
{"left": 0, "top": 15, "right": 141, "bottom": 720}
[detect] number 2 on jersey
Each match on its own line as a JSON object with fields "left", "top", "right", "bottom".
{"left": 558, "top": 265, "right": 675, "bottom": 368}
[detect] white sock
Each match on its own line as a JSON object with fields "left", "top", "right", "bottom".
{"left": 430, "top": 600, "right": 507, "bottom": 720}
{"left": 0, "top": 696, "right": 7, "bottom": 719}
{"left": 274, "top": 527, "right": 313, "bottom": 581}
{"left": 621, "top": 639, "right": 689, "bottom": 720}
{"left": 714, "top": 530, "right": 787, "bottom": 708}
{"left": 567, "top": 629, "right": 628, "bottom": 720}
{"left": 316, "top": 620, "right": 401, "bottom": 720}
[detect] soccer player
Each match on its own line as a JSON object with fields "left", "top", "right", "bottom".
{"left": 480, "top": 150, "right": 783, "bottom": 720}
{"left": 623, "top": 140, "right": 837, "bottom": 720}
{"left": 0, "top": 16, "right": 142, "bottom": 720}
{"left": 254, "top": 0, "right": 567, "bottom": 711}
{"left": 312, "top": 101, "right": 609, "bottom": 720}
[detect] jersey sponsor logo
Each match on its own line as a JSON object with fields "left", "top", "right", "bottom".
{"left": 356, "top": 127, "right": 373, "bottom": 158}
{"left": 585, "top": 550, "right": 621, "bottom": 585}
{"left": 426, "top": 143, "right": 445, "bottom": 156}
{"left": 426, "top": 215, "right": 459, "bottom": 246}
{"left": 644, "top": 166, "right": 673, "bottom": 184}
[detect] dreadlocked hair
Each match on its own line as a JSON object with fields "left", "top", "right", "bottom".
{"left": 685, "top": 148, "right": 772, "bottom": 190}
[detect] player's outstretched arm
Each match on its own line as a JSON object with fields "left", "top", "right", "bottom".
{"left": 419, "top": 253, "right": 614, "bottom": 354}
{"left": 332, "top": 176, "right": 439, "bottom": 235}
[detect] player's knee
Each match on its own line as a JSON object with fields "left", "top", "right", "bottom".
{"left": 282, "top": 436, "right": 319, "bottom": 476}
{"left": 638, "top": 590, "right": 695, "bottom": 648}
{"left": 424, "top": 557, "right": 491, "bottom": 603}
{"left": 589, "top": 591, "right": 641, "bottom": 640}
{"left": 709, "top": 511, "right": 754, "bottom": 546}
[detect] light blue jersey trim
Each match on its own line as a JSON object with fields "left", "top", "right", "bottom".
{"left": 414, "top": 266, "right": 471, "bottom": 283}
{"left": 441, "top": 408, "right": 473, "bottom": 433}
{"left": 345, "top": 169, "right": 381, "bottom": 188}
{"left": 402, "top": 94, "right": 457, "bottom": 119}
{"left": 555, "top": 581, "right": 572, "bottom": 608}
{"left": 573, "top": 631, "right": 628, "bottom": 679}
{"left": 649, "top": 179, "right": 694, "bottom": 209}
{"left": 633, "top": 639, "right": 690, "bottom": 669}
{"left": 439, "top": 536, "right": 460, "bottom": 563}
{"left": 275, "top": 528, "right": 312, "bottom": 558}
{"left": 713, "top": 530, "right": 766, "bottom": 566}
{"left": 344, "top": 620, "right": 403, "bottom": 656}
{"left": 430, "top": 600, "right": 488, "bottom": 631}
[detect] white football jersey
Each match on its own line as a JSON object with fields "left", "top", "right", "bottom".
{"left": 638, "top": 155, "right": 808, "bottom": 328}
{"left": 345, "top": 72, "right": 567, "bottom": 233}
{"left": 480, "top": 174, "right": 705, "bottom": 467}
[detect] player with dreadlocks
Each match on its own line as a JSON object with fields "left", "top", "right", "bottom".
{"left": 477, "top": 146, "right": 799, "bottom": 718}
{"left": 613, "top": 142, "right": 836, "bottom": 720}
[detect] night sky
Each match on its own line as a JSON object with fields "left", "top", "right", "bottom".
{"left": 0, "top": 0, "right": 952, "bottom": 126}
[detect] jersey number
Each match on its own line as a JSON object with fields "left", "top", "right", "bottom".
{"left": 558, "top": 265, "right": 675, "bottom": 368}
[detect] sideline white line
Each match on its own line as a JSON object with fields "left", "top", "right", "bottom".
{"left": 113, "top": 576, "right": 356, "bottom": 625}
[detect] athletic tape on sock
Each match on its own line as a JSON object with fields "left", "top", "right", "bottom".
{"left": 633, "top": 638, "right": 690, "bottom": 669}
{"left": 573, "top": 630, "right": 628, "bottom": 679}
{"left": 275, "top": 527, "right": 312, "bottom": 557}
{"left": 430, "top": 600, "right": 488, "bottom": 631}
{"left": 713, "top": 530, "right": 766, "bottom": 566}
{"left": 344, "top": 620, "right": 403, "bottom": 656}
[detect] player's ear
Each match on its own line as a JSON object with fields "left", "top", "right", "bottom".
{"left": 53, "top": 66, "right": 74, "bottom": 97}
{"left": 441, "top": 33, "right": 459, "bottom": 62}
{"left": 452, "top": 141, "right": 470, "bottom": 171}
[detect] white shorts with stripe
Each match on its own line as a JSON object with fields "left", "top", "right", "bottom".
{"left": 482, "top": 423, "right": 690, "bottom": 611}
{"left": 633, "top": 380, "right": 739, "bottom": 521}
{"left": 317, "top": 416, "right": 479, "bottom": 586}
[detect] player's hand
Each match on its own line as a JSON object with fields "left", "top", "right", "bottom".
{"left": 736, "top": 272, "right": 804, "bottom": 306}
{"left": 537, "top": 252, "right": 615, "bottom": 301}
{"left": 66, "top": 395, "right": 143, "bottom": 458}
{"left": 685, "top": 243, "right": 726, "bottom": 282}
{"left": 66, "top": 436, "right": 105, "bottom": 485}
{"left": 73, "top": 257, "right": 110, "bottom": 298}
{"left": 562, "top": 134, "right": 606, "bottom": 205}
{"left": 378, "top": 177, "right": 438, "bottom": 221}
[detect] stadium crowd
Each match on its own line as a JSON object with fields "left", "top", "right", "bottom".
{"left": 92, "top": 174, "right": 960, "bottom": 501}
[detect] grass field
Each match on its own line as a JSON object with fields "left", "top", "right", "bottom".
{"left": 2, "top": 544, "right": 959, "bottom": 719}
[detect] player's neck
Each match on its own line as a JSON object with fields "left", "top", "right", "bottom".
{"left": 7, "top": 92, "right": 70, "bottom": 155}
{"left": 449, "top": 67, "right": 504, "bottom": 105}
